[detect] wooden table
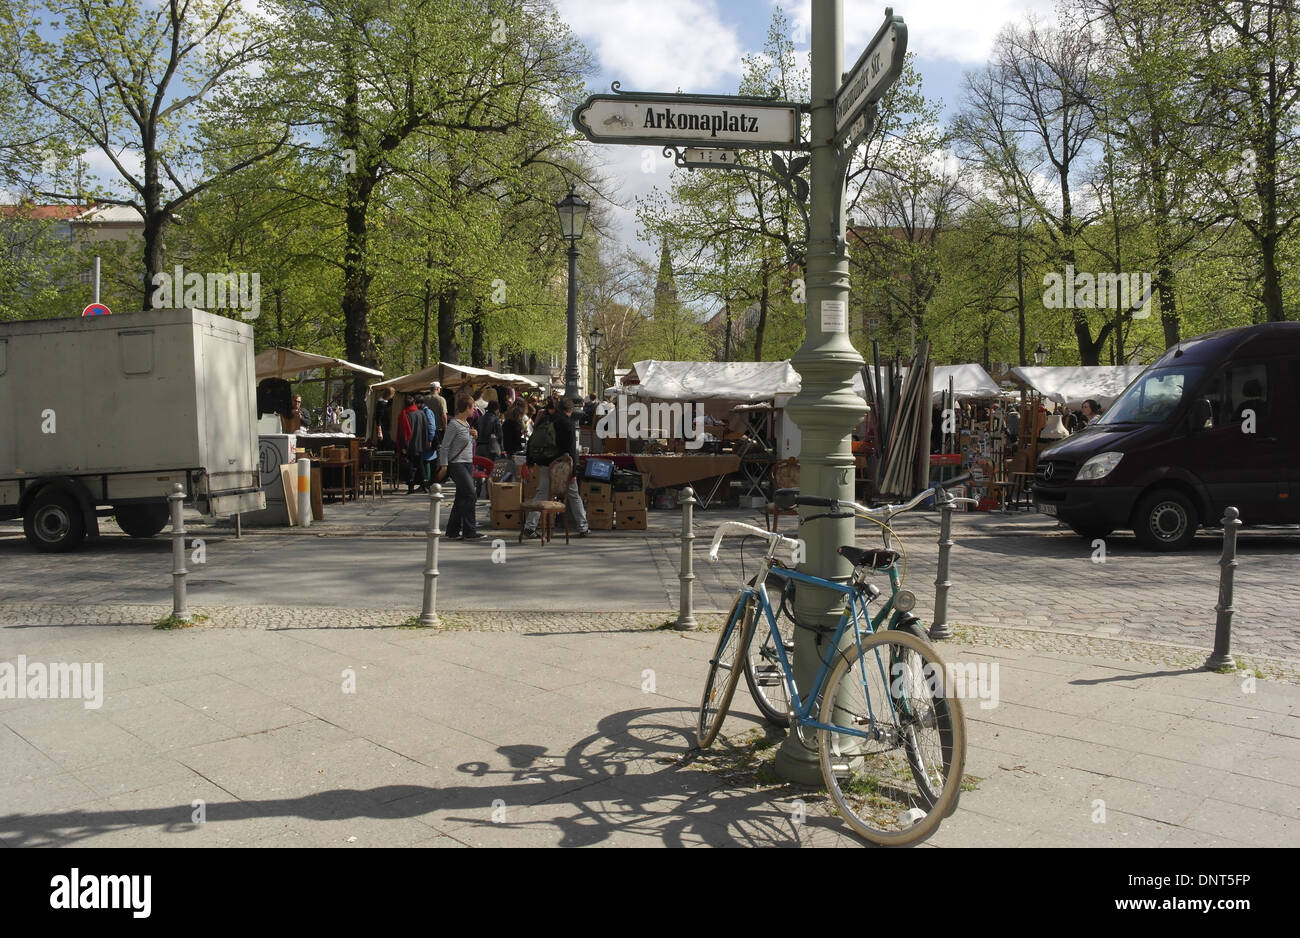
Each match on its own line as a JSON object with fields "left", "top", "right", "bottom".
{"left": 633, "top": 455, "right": 741, "bottom": 508}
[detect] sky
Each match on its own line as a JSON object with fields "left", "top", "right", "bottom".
{"left": 555, "top": 0, "right": 1058, "bottom": 256}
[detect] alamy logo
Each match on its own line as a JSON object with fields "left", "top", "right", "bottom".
{"left": 50, "top": 869, "right": 151, "bottom": 918}
{"left": 150, "top": 266, "right": 260, "bottom": 320}
{"left": 1042, "top": 266, "right": 1152, "bottom": 319}
{"left": 595, "top": 395, "right": 705, "bottom": 450}
{"left": 0, "top": 656, "right": 103, "bottom": 709}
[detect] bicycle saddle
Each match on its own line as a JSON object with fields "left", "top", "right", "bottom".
{"left": 838, "top": 546, "right": 900, "bottom": 570}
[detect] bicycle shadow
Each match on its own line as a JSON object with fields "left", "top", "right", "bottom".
{"left": 0, "top": 707, "right": 837, "bottom": 848}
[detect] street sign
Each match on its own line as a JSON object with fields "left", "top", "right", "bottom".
{"left": 835, "top": 10, "right": 908, "bottom": 137}
{"left": 682, "top": 148, "right": 741, "bottom": 165}
{"left": 574, "top": 90, "right": 801, "bottom": 151}
{"left": 82, "top": 303, "right": 111, "bottom": 317}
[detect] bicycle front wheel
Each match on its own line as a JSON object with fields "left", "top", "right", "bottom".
{"left": 696, "top": 590, "right": 757, "bottom": 749}
{"left": 744, "top": 599, "right": 795, "bottom": 727}
{"left": 818, "top": 630, "right": 965, "bottom": 847}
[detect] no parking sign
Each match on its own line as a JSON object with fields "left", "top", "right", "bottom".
{"left": 82, "top": 303, "right": 111, "bottom": 317}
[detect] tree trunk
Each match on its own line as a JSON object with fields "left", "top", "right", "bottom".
{"left": 438, "top": 288, "right": 460, "bottom": 364}
{"left": 753, "top": 261, "right": 769, "bottom": 361}
{"left": 471, "top": 309, "right": 486, "bottom": 368}
{"left": 1156, "top": 263, "right": 1180, "bottom": 348}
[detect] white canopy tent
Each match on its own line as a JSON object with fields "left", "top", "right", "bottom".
{"left": 852, "top": 363, "right": 1001, "bottom": 406}
{"left": 370, "top": 362, "right": 541, "bottom": 395}
{"left": 254, "top": 346, "right": 384, "bottom": 381}
{"left": 1009, "top": 365, "right": 1148, "bottom": 410}
{"left": 621, "top": 360, "right": 802, "bottom": 403}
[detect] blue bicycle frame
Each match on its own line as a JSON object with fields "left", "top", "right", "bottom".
{"left": 728, "top": 564, "right": 911, "bottom": 742}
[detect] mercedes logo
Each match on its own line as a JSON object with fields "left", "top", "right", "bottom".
{"left": 1043, "top": 462, "right": 1056, "bottom": 482}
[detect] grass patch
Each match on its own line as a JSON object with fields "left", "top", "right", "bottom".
{"left": 961, "top": 774, "right": 983, "bottom": 792}
{"left": 155, "top": 613, "right": 209, "bottom": 630}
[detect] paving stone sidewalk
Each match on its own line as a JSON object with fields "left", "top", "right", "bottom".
{"left": 0, "top": 615, "right": 1295, "bottom": 848}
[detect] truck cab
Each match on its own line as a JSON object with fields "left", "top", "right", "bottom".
{"left": 1033, "top": 322, "right": 1300, "bottom": 550}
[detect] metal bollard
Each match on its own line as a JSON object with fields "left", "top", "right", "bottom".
{"left": 929, "top": 488, "right": 955, "bottom": 641}
{"left": 420, "top": 484, "right": 445, "bottom": 627}
{"left": 1205, "top": 507, "right": 1240, "bottom": 671}
{"left": 297, "top": 458, "right": 312, "bottom": 528}
{"left": 168, "top": 484, "right": 190, "bottom": 623}
{"left": 675, "top": 486, "right": 698, "bottom": 631}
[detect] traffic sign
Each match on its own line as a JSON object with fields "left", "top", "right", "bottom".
{"left": 82, "top": 303, "right": 111, "bottom": 317}
{"left": 574, "top": 90, "right": 801, "bottom": 151}
{"left": 835, "top": 10, "right": 908, "bottom": 138}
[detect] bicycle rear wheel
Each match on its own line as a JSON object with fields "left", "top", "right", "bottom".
{"left": 817, "top": 630, "right": 965, "bottom": 847}
{"left": 744, "top": 599, "right": 795, "bottom": 727}
{"left": 696, "top": 590, "right": 757, "bottom": 749}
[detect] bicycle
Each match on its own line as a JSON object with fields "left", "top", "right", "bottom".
{"left": 697, "top": 487, "right": 970, "bottom": 847}
{"left": 744, "top": 485, "right": 973, "bottom": 727}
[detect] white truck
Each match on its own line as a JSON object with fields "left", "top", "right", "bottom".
{"left": 0, "top": 307, "right": 266, "bottom": 551}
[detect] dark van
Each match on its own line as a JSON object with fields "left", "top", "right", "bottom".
{"left": 1033, "top": 322, "right": 1300, "bottom": 550}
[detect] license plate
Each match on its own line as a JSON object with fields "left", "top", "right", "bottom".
{"left": 1038, "top": 501, "right": 1057, "bottom": 517}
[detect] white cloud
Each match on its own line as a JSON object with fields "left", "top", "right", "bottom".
{"left": 556, "top": 0, "right": 744, "bottom": 91}
{"left": 774, "top": 0, "right": 1059, "bottom": 66}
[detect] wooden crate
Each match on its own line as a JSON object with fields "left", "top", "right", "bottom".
{"left": 489, "top": 482, "right": 522, "bottom": 511}
{"left": 614, "top": 491, "right": 646, "bottom": 511}
{"left": 588, "top": 506, "right": 614, "bottom": 530}
{"left": 490, "top": 509, "right": 523, "bottom": 530}
{"left": 580, "top": 481, "right": 613, "bottom": 505}
{"left": 616, "top": 509, "right": 648, "bottom": 531}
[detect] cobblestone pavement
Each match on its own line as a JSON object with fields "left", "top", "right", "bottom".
{"left": 2, "top": 498, "right": 1297, "bottom": 660}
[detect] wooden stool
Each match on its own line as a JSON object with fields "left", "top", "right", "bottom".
{"left": 359, "top": 471, "right": 384, "bottom": 500}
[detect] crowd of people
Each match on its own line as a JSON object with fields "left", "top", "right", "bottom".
{"left": 371, "top": 384, "right": 594, "bottom": 540}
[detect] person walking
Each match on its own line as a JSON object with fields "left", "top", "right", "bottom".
{"left": 440, "top": 393, "right": 482, "bottom": 540}
{"left": 479, "top": 400, "right": 504, "bottom": 460}
{"left": 522, "top": 397, "right": 589, "bottom": 539}
{"left": 504, "top": 402, "right": 526, "bottom": 456}
{"left": 420, "top": 395, "right": 440, "bottom": 491}
{"left": 397, "top": 394, "right": 430, "bottom": 494}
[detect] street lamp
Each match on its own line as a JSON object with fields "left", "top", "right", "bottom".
{"left": 1034, "top": 343, "right": 1047, "bottom": 366}
{"left": 556, "top": 185, "right": 590, "bottom": 402}
{"left": 588, "top": 326, "right": 604, "bottom": 396}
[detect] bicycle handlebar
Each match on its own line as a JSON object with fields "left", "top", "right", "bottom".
{"left": 707, "top": 522, "right": 802, "bottom": 562}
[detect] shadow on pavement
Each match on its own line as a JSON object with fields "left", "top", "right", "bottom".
{"left": 0, "top": 707, "right": 826, "bottom": 848}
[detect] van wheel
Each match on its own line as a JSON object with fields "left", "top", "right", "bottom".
{"left": 1069, "top": 523, "right": 1113, "bottom": 540}
{"left": 24, "top": 490, "right": 87, "bottom": 553}
{"left": 1134, "top": 489, "right": 1197, "bottom": 552}
{"left": 115, "top": 503, "right": 171, "bottom": 539}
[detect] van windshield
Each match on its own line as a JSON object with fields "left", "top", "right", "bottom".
{"left": 1098, "top": 366, "right": 1204, "bottom": 425}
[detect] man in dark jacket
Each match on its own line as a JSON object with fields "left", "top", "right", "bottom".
{"left": 398, "top": 394, "right": 430, "bottom": 494}
{"left": 522, "top": 397, "right": 589, "bottom": 539}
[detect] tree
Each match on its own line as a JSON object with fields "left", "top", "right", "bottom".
{"left": 1, "top": 0, "right": 287, "bottom": 306}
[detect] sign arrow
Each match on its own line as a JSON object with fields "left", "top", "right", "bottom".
{"left": 574, "top": 90, "right": 802, "bottom": 151}
{"left": 835, "top": 10, "right": 908, "bottom": 138}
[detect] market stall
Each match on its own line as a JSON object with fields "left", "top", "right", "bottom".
{"left": 253, "top": 347, "right": 386, "bottom": 504}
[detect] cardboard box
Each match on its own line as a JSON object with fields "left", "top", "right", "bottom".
{"left": 490, "top": 509, "right": 523, "bottom": 530}
{"left": 616, "top": 509, "right": 648, "bottom": 531}
{"left": 489, "top": 482, "right": 522, "bottom": 511}
{"left": 581, "top": 481, "right": 613, "bottom": 505}
{"left": 588, "top": 506, "right": 614, "bottom": 530}
{"left": 615, "top": 491, "right": 646, "bottom": 511}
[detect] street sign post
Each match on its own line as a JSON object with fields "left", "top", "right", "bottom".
{"left": 567, "top": 3, "right": 909, "bottom": 786}
{"left": 573, "top": 90, "right": 802, "bottom": 151}
{"left": 834, "top": 8, "right": 907, "bottom": 141}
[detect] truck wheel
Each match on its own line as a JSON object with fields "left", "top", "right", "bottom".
{"left": 1133, "top": 489, "right": 1197, "bottom": 552}
{"left": 23, "top": 490, "right": 87, "bottom": 553}
{"left": 115, "top": 503, "right": 170, "bottom": 539}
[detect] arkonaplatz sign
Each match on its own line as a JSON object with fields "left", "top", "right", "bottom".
{"left": 573, "top": 89, "right": 803, "bottom": 151}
